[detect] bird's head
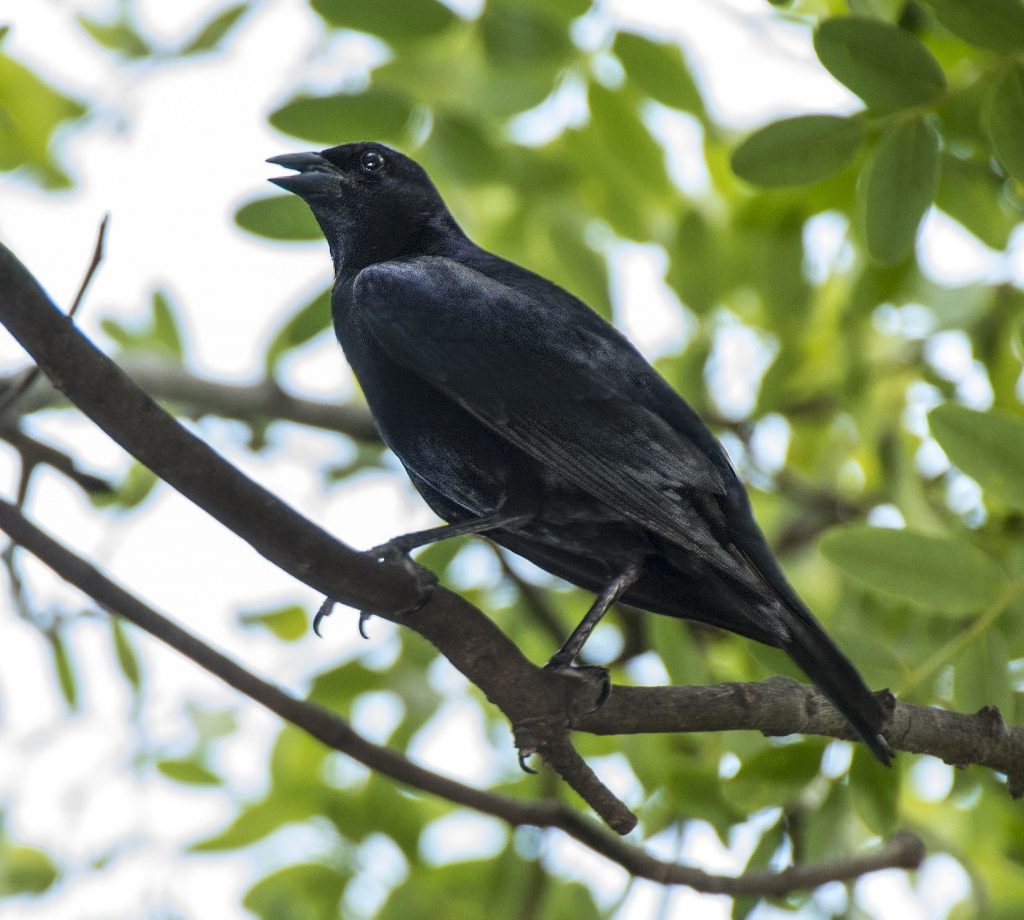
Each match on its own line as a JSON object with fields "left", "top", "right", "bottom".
{"left": 267, "top": 142, "right": 463, "bottom": 275}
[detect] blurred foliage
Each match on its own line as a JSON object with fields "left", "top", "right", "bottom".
{"left": 0, "top": 34, "right": 86, "bottom": 188}
{"left": 4, "top": 0, "right": 1024, "bottom": 918}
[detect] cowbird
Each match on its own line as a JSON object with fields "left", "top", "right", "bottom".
{"left": 268, "top": 142, "right": 892, "bottom": 764}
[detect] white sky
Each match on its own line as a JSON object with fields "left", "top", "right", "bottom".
{"left": 0, "top": 0, "right": 989, "bottom": 917}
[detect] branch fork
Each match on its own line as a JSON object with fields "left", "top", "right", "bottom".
{"left": 12, "top": 236, "right": 1024, "bottom": 895}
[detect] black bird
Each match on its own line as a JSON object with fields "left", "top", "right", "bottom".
{"left": 268, "top": 142, "right": 892, "bottom": 764}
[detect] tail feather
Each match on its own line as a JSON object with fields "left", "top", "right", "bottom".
{"left": 783, "top": 614, "right": 892, "bottom": 765}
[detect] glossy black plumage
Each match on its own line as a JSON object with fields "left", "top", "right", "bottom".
{"left": 269, "top": 142, "right": 891, "bottom": 763}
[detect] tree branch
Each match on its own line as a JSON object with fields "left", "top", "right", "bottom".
{"left": 0, "top": 357, "right": 379, "bottom": 443}
{"left": 0, "top": 496, "right": 925, "bottom": 895}
{"left": 1, "top": 424, "right": 113, "bottom": 495}
{"left": 0, "top": 238, "right": 634, "bottom": 831}
{"left": 0, "top": 240, "right": 1018, "bottom": 838}
{"left": 577, "top": 681, "right": 1024, "bottom": 797}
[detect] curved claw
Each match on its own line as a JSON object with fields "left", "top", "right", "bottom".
{"left": 313, "top": 545, "right": 437, "bottom": 641}
{"left": 313, "top": 598, "right": 336, "bottom": 638}
{"left": 518, "top": 750, "right": 538, "bottom": 774}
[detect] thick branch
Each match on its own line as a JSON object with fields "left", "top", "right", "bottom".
{"left": 0, "top": 497, "right": 924, "bottom": 895}
{"left": 0, "top": 242, "right": 412, "bottom": 613}
{"left": 578, "top": 681, "right": 1024, "bottom": 797}
{"left": 0, "top": 239, "right": 1019, "bottom": 813}
{"left": 0, "top": 239, "right": 632, "bottom": 831}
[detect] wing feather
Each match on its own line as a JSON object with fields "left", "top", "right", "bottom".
{"left": 353, "top": 255, "right": 736, "bottom": 567}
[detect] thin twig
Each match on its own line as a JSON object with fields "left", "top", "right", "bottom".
{"left": 1, "top": 426, "right": 113, "bottom": 496}
{"left": 68, "top": 214, "right": 110, "bottom": 319}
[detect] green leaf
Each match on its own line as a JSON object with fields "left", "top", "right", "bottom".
{"left": 181, "top": 3, "right": 248, "bottom": 55}
{"left": 423, "top": 111, "right": 501, "bottom": 186}
{"left": 0, "top": 845, "right": 58, "bottom": 897}
{"left": 156, "top": 758, "right": 221, "bottom": 786}
{"left": 479, "top": 5, "right": 571, "bottom": 69}
{"left": 820, "top": 525, "right": 1006, "bottom": 615}
{"left": 269, "top": 89, "right": 412, "bottom": 145}
{"left": 75, "top": 13, "right": 151, "bottom": 58}
{"left": 849, "top": 0, "right": 906, "bottom": 19}
{"left": 986, "top": 63, "right": 1024, "bottom": 184}
{"left": 244, "top": 863, "right": 347, "bottom": 920}
{"left": 929, "top": 403, "right": 1024, "bottom": 511}
{"left": 191, "top": 796, "right": 313, "bottom": 851}
{"left": 111, "top": 619, "right": 141, "bottom": 691}
{"left": 920, "top": 0, "right": 1024, "bottom": 53}
{"left": 491, "top": 0, "right": 591, "bottom": 19}
{"left": 613, "top": 32, "right": 704, "bottom": 115}
{"left": 186, "top": 702, "right": 238, "bottom": 745}
{"left": 724, "top": 743, "right": 824, "bottom": 812}
{"left": 586, "top": 83, "right": 672, "bottom": 197}
{"left": 814, "top": 17, "right": 946, "bottom": 113}
{"left": 99, "top": 290, "right": 185, "bottom": 360}
{"left": 48, "top": 632, "right": 78, "bottom": 711}
{"left": 91, "top": 462, "right": 158, "bottom": 511}
{"left": 849, "top": 746, "right": 899, "bottom": 835}
{"left": 264, "top": 287, "right": 331, "bottom": 372}
{"left": 803, "top": 781, "right": 854, "bottom": 861}
{"left": 731, "top": 115, "right": 865, "bottom": 187}
{"left": 667, "top": 210, "right": 720, "bottom": 312}
{"left": 310, "top": 0, "right": 455, "bottom": 40}
{"left": 309, "top": 660, "right": 388, "bottom": 710}
{"left": 954, "top": 628, "right": 1014, "bottom": 716}
{"left": 862, "top": 116, "right": 939, "bottom": 263}
{"left": 935, "top": 152, "right": 1017, "bottom": 250}
{"left": 235, "top": 194, "right": 321, "bottom": 242}
{"left": 151, "top": 289, "right": 184, "bottom": 358}
{"left": 238, "top": 604, "right": 308, "bottom": 642}
{"left": 0, "top": 52, "right": 87, "bottom": 188}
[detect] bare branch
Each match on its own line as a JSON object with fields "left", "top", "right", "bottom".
{"left": 0, "top": 497, "right": 924, "bottom": 895}
{"left": 0, "top": 238, "right": 631, "bottom": 829}
{"left": 1, "top": 425, "right": 113, "bottom": 496}
{"left": 0, "top": 358, "right": 380, "bottom": 443}
{"left": 577, "top": 681, "right": 1024, "bottom": 797}
{"left": 0, "top": 239, "right": 1018, "bottom": 835}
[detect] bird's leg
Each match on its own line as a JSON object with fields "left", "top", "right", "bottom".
{"left": 382, "top": 509, "right": 534, "bottom": 554}
{"left": 544, "top": 560, "right": 644, "bottom": 673}
{"left": 314, "top": 508, "right": 532, "bottom": 638}
{"left": 515, "top": 563, "right": 645, "bottom": 763}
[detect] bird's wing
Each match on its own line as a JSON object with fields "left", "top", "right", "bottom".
{"left": 353, "top": 255, "right": 741, "bottom": 569}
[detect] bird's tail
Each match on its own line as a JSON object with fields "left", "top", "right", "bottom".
{"left": 781, "top": 612, "right": 892, "bottom": 765}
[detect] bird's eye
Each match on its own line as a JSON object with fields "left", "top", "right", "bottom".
{"left": 360, "top": 150, "right": 386, "bottom": 173}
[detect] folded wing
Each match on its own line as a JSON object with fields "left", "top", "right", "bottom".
{"left": 353, "top": 256, "right": 745, "bottom": 575}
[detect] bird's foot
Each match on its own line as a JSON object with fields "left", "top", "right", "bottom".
{"left": 542, "top": 659, "right": 611, "bottom": 713}
{"left": 355, "top": 541, "right": 438, "bottom": 635}
{"left": 310, "top": 543, "right": 437, "bottom": 639}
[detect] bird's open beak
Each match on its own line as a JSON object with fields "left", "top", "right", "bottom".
{"left": 267, "top": 151, "right": 336, "bottom": 195}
